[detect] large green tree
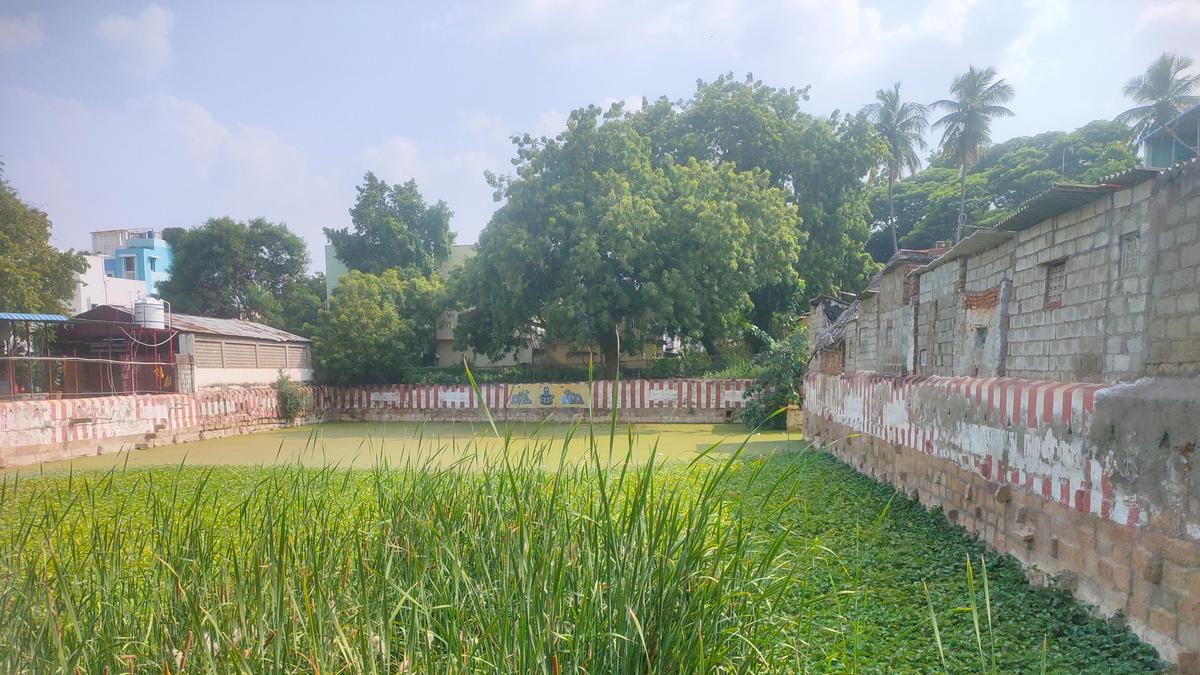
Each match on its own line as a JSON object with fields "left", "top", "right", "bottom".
{"left": 862, "top": 82, "right": 928, "bottom": 256}
{"left": 454, "top": 105, "right": 799, "bottom": 376}
{"left": 1116, "top": 52, "right": 1199, "bottom": 141}
{"left": 0, "top": 172, "right": 86, "bottom": 314}
{"left": 932, "top": 66, "right": 1015, "bottom": 242}
{"left": 630, "top": 74, "right": 884, "bottom": 336}
{"left": 158, "top": 217, "right": 309, "bottom": 325}
{"left": 310, "top": 269, "right": 442, "bottom": 384}
{"left": 325, "top": 172, "right": 454, "bottom": 277}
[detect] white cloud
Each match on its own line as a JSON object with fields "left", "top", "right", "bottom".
{"left": 456, "top": 0, "right": 980, "bottom": 73}
{"left": 0, "top": 13, "right": 44, "bottom": 51}
{"left": 95, "top": 4, "right": 174, "bottom": 77}
{"left": 1133, "top": 0, "right": 1200, "bottom": 55}
{"left": 998, "top": 0, "right": 1068, "bottom": 84}
{"left": 0, "top": 87, "right": 344, "bottom": 261}
{"left": 917, "top": 0, "right": 978, "bottom": 44}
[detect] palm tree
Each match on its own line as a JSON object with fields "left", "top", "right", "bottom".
{"left": 863, "top": 83, "right": 928, "bottom": 255}
{"left": 1116, "top": 52, "right": 1200, "bottom": 141}
{"left": 932, "top": 66, "right": 1015, "bottom": 242}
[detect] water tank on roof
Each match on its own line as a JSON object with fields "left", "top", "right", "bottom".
{"left": 134, "top": 296, "right": 167, "bottom": 329}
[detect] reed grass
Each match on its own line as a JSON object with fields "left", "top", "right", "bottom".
{"left": 0, "top": 370, "right": 1161, "bottom": 672}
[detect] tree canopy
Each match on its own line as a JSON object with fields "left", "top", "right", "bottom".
{"left": 862, "top": 82, "right": 928, "bottom": 256}
{"left": 158, "top": 217, "right": 310, "bottom": 326}
{"left": 657, "top": 75, "right": 885, "bottom": 325}
{"left": 865, "top": 119, "right": 1139, "bottom": 260}
{"left": 453, "top": 104, "right": 800, "bottom": 375}
{"left": 0, "top": 172, "right": 86, "bottom": 314}
{"left": 310, "top": 270, "right": 443, "bottom": 384}
{"left": 932, "top": 65, "right": 1016, "bottom": 242}
{"left": 325, "top": 172, "right": 454, "bottom": 277}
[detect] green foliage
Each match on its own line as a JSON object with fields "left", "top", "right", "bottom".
{"left": 671, "top": 75, "right": 886, "bottom": 327}
{"left": 0, "top": 441, "right": 1159, "bottom": 671}
{"left": 738, "top": 326, "right": 808, "bottom": 429}
{"left": 932, "top": 65, "right": 1016, "bottom": 242}
{"left": 277, "top": 272, "right": 325, "bottom": 337}
{"left": 1116, "top": 52, "right": 1199, "bottom": 140}
{"left": 310, "top": 269, "right": 443, "bottom": 384}
{"left": 865, "top": 120, "right": 1139, "bottom": 260}
{"left": 455, "top": 103, "right": 800, "bottom": 374}
{"left": 862, "top": 82, "right": 929, "bottom": 256}
{"left": 324, "top": 172, "right": 454, "bottom": 277}
{"left": 273, "top": 372, "right": 308, "bottom": 420}
{"left": 0, "top": 172, "right": 86, "bottom": 313}
{"left": 0, "top": 433, "right": 794, "bottom": 672}
{"left": 158, "top": 217, "right": 309, "bottom": 326}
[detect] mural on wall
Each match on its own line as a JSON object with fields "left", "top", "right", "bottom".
{"left": 510, "top": 385, "right": 589, "bottom": 408}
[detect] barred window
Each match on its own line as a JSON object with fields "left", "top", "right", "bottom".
{"left": 1045, "top": 259, "right": 1066, "bottom": 307}
{"left": 1120, "top": 233, "right": 1140, "bottom": 276}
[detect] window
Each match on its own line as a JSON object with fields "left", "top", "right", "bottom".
{"left": 122, "top": 256, "right": 136, "bottom": 279}
{"left": 148, "top": 256, "right": 157, "bottom": 272}
{"left": 1120, "top": 233, "right": 1140, "bottom": 276}
{"left": 974, "top": 327, "right": 988, "bottom": 349}
{"left": 1044, "top": 259, "right": 1066, "bottom": 307}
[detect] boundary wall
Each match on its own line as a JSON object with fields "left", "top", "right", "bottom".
{"left": 804, "top": 371, "right": 1200, "bottom": 665}
{"left": 0, "top": 379, "right": 751, "bottom": 468}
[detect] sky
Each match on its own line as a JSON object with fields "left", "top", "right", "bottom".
{"left": 1, "top": 0, "right": 1197, "bottom": 271}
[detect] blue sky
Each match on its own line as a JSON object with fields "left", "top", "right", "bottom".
{"left": 1, "top": 1, "right": 1197, "bottom": 269}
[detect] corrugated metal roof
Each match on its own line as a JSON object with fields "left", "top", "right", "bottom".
{"left": 1095, "top": 166, "right": 1162, "bottom": 188}
{"left": 76, "top": 305, "right": 309, "bottom": 342}
{"left": 916, "top": 230, "right": 1017, "bottom": 274}
{"left": 167, "top": 313, "right": 310, "bottom": 342}
{"left": 993, "top": 183, "right": 1118, "bottom": 233}
{"left": 0, "top": 312, "right": 69, "bottom": 322}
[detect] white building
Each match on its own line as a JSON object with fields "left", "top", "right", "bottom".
{"left": 67, "top": 255, "right": 147, "bottom": 315}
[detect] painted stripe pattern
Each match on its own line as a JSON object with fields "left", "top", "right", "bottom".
{"left": 803, "top": 372, "right": 1138, "bottom": 528}
{"left": 0, "top": 379, "right": 752, "bottom": 454}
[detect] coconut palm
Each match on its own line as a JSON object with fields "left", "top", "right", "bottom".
{"left": 932, "top": 66, "right": 1015, "bottom": 242}
{"left": 1116, "top": 52, "right": 1200, "bottom": 141}
{"left": 863, "top": 83, "right": 929, "bottom": 255}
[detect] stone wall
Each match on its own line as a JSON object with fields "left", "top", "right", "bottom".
{"left": 0, "top": 378, "right": 752, "bottom": 468}
{"left": 804, "top": 370, "right": 1200, "bottom": 665}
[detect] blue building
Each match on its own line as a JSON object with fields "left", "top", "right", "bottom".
{"left": 96, "top": 229, "right": 173, "bottom": 296}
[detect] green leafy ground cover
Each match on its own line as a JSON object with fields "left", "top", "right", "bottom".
{"left": 0, "top": 433, "right": 1158, "bottom": 672}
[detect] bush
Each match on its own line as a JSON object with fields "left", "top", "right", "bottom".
{"left": 738, "top": 326, "right": 808, "bottom": 429}
{"left": 274, "top": 372, "right": 308, "bottom": 420}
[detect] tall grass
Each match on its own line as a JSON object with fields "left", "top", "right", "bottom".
{"left": 0, "top": 423, "right": 795, "bottom": 672}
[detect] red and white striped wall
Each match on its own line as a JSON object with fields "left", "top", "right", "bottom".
{"left": 0, "top": 379, "right": 753, "bottom": 463}
{"left": 803, "top": 372, "right": 1137, "bottom": 528}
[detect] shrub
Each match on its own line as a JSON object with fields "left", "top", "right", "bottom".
{"left": 738, "top": 326, "right": 808, "bottom": 429}
{"left": 274, "top": 372, "right": 308, "bottom": 420}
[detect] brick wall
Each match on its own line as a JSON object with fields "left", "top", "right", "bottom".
{"left": 804, "top": 371, "right": 1200, "bottom": 665}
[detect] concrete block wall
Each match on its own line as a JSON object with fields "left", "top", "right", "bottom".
{"left": 1005, "top": 197, "right": 1116, "bottom": 381}
{"left": 915, "top": 262, "right": 961, "bottom": 375}
{"left": 0, "top": 379, "right": 753, "bottom": 468}
{"left": 1146, "top": 165, "right": 1200, "bottom": 376}
{"left": 804, "top": 371, "right": 1200, "bottom": 665}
